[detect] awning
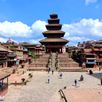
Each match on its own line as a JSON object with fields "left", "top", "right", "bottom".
{"left": 86, "top": 62, "right": 96, "bottom": 64}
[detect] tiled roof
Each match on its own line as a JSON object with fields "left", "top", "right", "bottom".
{"left": 46, "top": 24, "right": 61, "bottom": 26}
{"left": 0, "top": 45, "right": 8, "bottom": 52}
{"left": 40, "top": 38, "right": 68, "bottom": 43}
{"left": 10, "top": 48, "right": 23, "bottom": 51}
{"left": 43, "top": 31, "right": 65, "bottom": 34}
{"left": 92, "top": 44, "right": 102, "bottom": 47}
{"left": 48, "top": 18, "right": 59, "bottom": 20}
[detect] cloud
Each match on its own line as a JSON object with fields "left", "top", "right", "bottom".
{"left": 67, "top": 36, "right": 90, "bottom": 42}
{"left": 0, "top": 20, "right": 47, "bottom": 39}
{"left": 31, "top": 20, "right": 47, "bottom": 39}
{"left": 0, "top": 20, "right": 47, "bottom": 44}
{"left": 29, "top": 39, "right": 41, "bottom": 44}
{"left": 0, "top": 21, "right": 32, "bottom": 38}
{"left": 67, "top": 36, "right": 90, "bottom": 46}
{"left": 32, "top": 20, "right": 47, "bottom": 34}
{"left": 0, "top": 37, "right": 7, "bottom": 42}
{"left": 62, "top": 18, "right": 102, "bottom": 45}
{"left": 0, "top": 18, "right": 102, "bottom": 46}
{"left": 85, "top": 0, "right": 97, "bottom": 5}
{"left": 63, "top": 18, "right": 102, "bottom": 37}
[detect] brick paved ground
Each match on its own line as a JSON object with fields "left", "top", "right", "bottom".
{"left": 64, "top": 88, "right": 102, "bottom": 102}
{"left": 3, "top": 70, "right": 102, "bottom": 102}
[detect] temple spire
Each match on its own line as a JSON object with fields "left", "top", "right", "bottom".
{"left": 40, "top": 13, "right": 69, "bottom": 53}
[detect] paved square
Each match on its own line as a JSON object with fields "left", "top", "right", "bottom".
{"left": 4, "top": 71, "right": 102, "bottom": 102}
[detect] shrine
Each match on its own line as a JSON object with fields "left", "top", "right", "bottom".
{"left": 40, "top": 13, "right": 68, "bottom": 53}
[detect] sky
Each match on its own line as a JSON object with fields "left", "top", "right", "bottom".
{"left": 0, "top": 0, "right": 102, "bottom": 46}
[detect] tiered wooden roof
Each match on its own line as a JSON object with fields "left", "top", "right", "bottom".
{"left": 40, "top": 38, "right": 68, "bottom": 43}
{"left": 40, "top": 13, "right": 68, "bottom": 45}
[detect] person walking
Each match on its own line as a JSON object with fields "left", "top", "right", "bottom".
{"left": 48, "top": 67, "right": 51, "bottom": 73}
{"left": 52, "top": 70, "right": 54, "bottom": 75}
{"left": 100, "top": 78, "right": 102, "bottom": 85}
{"left": 74, "top": 79, "right": 77, "bottom": 86}
{"left": 48, "top": 76, "right": 50, "bottom": 84}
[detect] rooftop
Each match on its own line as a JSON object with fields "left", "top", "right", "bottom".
{"left": 0, "top": 44, "right": 9, "bottom": 52}
{"left": 40, "top": 38, "right": 68, "bottom": 43}
{"left": 43, "top": 30, "right": 65, "bottom": 34}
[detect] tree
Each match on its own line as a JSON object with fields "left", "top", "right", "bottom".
{"left": 28, "top": 51, "right": 38, "bottom": 60}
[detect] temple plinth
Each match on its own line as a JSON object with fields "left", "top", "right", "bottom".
{"left": 40, "top": 13, "right": 68, "bottom": 53}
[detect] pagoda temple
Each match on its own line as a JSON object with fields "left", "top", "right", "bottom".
{"left": 40, "top": 13, "right": 68, "bottom": 53}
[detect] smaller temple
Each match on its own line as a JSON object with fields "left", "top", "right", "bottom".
{"left": 40, "top": 13, "right": 68, "bottom": 53}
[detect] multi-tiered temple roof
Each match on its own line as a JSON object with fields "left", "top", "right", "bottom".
{"left": 40, "top": 13, "right": 68, "bottom": 53}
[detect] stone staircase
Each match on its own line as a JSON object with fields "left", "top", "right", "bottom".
{"left": 50, "top": 53, "right": 57, "bottom": 71}
{"left": 28, "top": 53, "right": 86, "bottom": 72}
{"left": 28, "top": 54, "right": 50, "bottom": 71}
{"left": 57, "top": 53, "right": 84, "bottom": 72}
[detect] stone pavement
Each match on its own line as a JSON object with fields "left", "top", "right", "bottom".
{"left": 64, "top": 88, "right": 102, "bottom": 102}
{"left": 3, "top": 71, "right": 102, "bottom": 102}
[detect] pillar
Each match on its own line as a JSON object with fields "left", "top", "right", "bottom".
{"left": 61, "top": 48, "right": 62, "bottom": 53}
{"left": 59, "top": 48, "right": 61, "bottom": 53}
{"left": 7, "top": 77, "right": 8, "bottom": 86}
{"left": 5, "top": 62, "right": 8, "bottom": 68}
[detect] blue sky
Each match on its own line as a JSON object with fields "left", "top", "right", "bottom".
{"left": 0, "top": 0, "right": 102, "bottom": 46}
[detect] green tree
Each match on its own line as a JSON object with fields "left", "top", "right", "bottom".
{"left": 29, "top": 51, "right": 36, "bottom": 59}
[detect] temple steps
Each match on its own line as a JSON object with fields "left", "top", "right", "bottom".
{"left": 57, "top": 53, "right": 83, "bottom": 72}
{"left": 28, "top": 54, "right": 49, "bottom": 71}
{"left": 28, "top": 53, "right": 85, "bottom": 72}
{"left": 28, "top": 67, "right": 48, "bottom": 71}
{"left": 58, "top": 67, "right": 87, "bottom": 72}
{"left": 50, "top": 53, "right": 57, "bottom": 71}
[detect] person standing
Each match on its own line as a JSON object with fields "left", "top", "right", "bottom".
{"left": 99, "top": 67, "right": 101, "bottom": 71}
{"left": 52, "top": 70, "right": 54, "bottom": 75}
{"left": 80, "top": 75, "right": 84, "bottom": 81}
{"left": 59, "top": 72, "right": 63, "bottom": 79}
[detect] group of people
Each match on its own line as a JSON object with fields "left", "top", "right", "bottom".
{"left": 47, "top": 71, "right": 63, "bottom": 84}
{"left": 48, "top": 67, "right": 54, "bottom": 74}
{"left": 88, "top": 69, "right": 102, "bottom": 86}
{"left": 47, "top": 66, "right": 102, "bottom": 88}
{"left": 74, "top": 75, "right": 102, "bottom": 87}
{"left": 74, "top": 75, "right": 84, "bottom": 86}
{"left": 48, "top": 67, "right": 85, "bottom": 85}
{"left": 48, "top": 74, "right": 84, "bottom": 85}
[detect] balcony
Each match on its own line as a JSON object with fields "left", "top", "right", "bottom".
{"left": 7, "top": 52, "right": 16, "bottom": 58}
